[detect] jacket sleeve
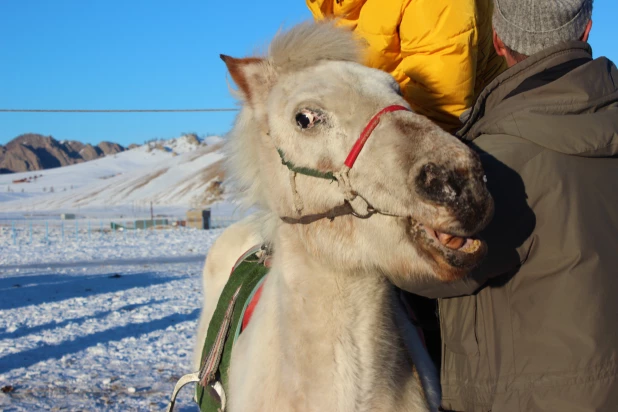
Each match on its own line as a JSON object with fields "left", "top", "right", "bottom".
{"left": 397, "top": 0, "right": 479, "bottom": 132}
{"left": 413, "top": 143, "right": 537, "bottom": 299}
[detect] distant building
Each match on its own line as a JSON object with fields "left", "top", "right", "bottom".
{"left": 186, "top": 209, "right": 211, "bottom": 230}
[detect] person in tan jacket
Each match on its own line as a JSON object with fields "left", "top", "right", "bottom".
{"left": 410, "top": 0, "right": 618, "bottom": 410}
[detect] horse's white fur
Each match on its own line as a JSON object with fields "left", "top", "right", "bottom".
{"left": 193, "top": 21, "right": 488, "bottom": 412}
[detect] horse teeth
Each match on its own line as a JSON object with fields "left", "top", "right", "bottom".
{"left": 461, "top": 239, "right": 481, "bottom": 254}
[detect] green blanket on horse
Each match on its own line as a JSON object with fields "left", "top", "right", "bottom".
{"left": 165, "top": 245, "right": 268, "bottom": 412}
{"left": 195, "top": 246, "right": 268, "bottom": 411}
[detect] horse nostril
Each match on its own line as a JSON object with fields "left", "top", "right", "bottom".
{"left": 417, "top": 163, "right": 460, "bottom": 201}
{"left": 419, "top": 163, "right": 440, "bottom": 188}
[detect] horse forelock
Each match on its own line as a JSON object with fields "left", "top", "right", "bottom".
{"left": 269, "top": 21, "right": 363, "bottom": 73}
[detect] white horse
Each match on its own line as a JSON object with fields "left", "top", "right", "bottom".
{"left": 193, "top": 22, "right": 493, "bottom": 412}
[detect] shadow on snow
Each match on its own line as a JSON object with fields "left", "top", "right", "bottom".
{"left": 0, "top": 299, "right": 170, "bottom": 340}
{"left": 0, "top": 255, "right": 206, "bottom": 272}
{"left": 0, "top": 271, "right": 182, "bottom": 310}
{"left": 0, "top": 308, "right": 200, "bottom": 375}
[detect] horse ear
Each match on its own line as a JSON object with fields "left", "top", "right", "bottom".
{"left": 220, "top": 54, "right": 275, "bottom": 105}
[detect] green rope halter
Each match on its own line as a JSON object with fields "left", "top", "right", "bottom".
{"left": 277, "top": 148, "right": 337, "bottom": 181}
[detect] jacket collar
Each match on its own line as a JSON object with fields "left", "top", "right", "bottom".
{"left": 457, "top": 41, "right": 593, "bottom": 141}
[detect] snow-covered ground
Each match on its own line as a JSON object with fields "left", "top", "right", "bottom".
{"left": 0, "top": 228, "right": 224, "bottom": 411}
{"left": 0, "top": 225, "right": 223, "bottom": 267}
{"left": 0, "top": 134, "right": 247, "bottom": 410}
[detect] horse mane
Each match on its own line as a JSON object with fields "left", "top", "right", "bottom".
{"left": 269, "top": 21, "right": 362, "bottom": 72}
{"left": 223, "top": 22, "right": 363, "bottom": 240}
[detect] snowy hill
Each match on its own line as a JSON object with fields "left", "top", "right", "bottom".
{"left": 0, "top": 135, "right": 228, "bottom": 214}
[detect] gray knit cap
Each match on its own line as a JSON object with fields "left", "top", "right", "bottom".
{"left": 493, "top": 0, "right": 593, "bottom": 56}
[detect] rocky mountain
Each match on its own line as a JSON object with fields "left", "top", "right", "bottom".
{"left": 0, "top": 134, "right": 126, "bottom": 174}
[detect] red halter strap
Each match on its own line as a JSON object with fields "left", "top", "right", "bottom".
{"left": 344, "top": 105, "right": 410, "bottom": 169}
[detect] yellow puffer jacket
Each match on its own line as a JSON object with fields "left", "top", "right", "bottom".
{"left": 306, "top": 0, "right": 507, "bottom": 132}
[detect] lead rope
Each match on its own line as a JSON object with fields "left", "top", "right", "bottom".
{"left": 199, "top": 286, "right": 242, "bottom": 386}
{"left": 166, "top": 286, "right": 242, "bottom": 412}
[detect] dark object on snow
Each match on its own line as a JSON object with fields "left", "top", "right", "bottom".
{"left": 1, "top": 385, "right": 14, "bottom": 393}
{"left": 186, "top": 209, "right": 211, "bottom": 230}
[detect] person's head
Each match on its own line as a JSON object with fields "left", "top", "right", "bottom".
{"left": 492, "top": 0, "right": 594, "bottom": 67}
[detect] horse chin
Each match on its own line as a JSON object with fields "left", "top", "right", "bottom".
{"left": 405, "top": 217, "right": 488, "bottom": 282}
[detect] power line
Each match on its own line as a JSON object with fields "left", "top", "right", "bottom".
{"left": 0, "top": 108, "right": 238, "bottom": 113}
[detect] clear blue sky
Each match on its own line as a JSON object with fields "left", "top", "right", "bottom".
{"left": 1, "top": 1, "right": 616, "bottom": 147}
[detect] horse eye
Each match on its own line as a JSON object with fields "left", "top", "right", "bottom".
{"left": 295, "top": 110, "right": 318, "bottom": 129}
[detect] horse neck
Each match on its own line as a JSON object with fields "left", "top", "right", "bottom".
{"left": 263, "top": 224, "right": 419, "bottom": 409}
{"left": 272, "top": 222, "right": 393, "bottom": 321}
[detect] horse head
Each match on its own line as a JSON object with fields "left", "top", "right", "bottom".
{"left": 223, "top": 22, "right": 493, "bottom": 286}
